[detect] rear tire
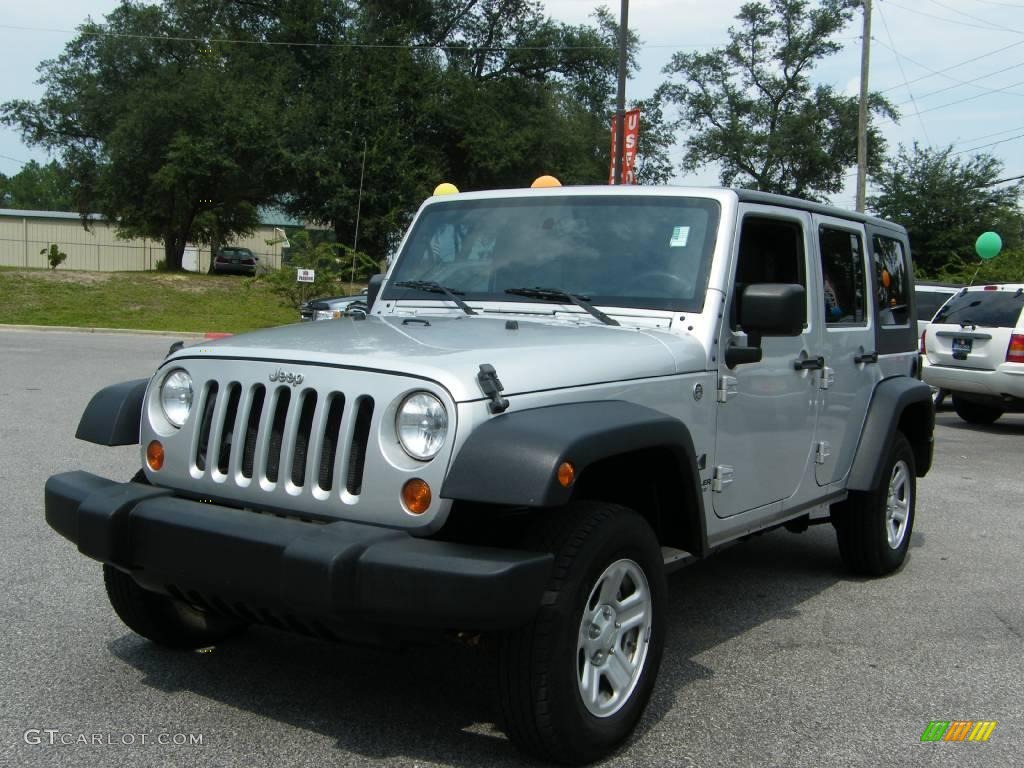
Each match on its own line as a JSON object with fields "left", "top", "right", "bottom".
{"left": 103, "top": 565, "right": 247, "bottom": 649}
{"left": 952, "top": 395, "right": 1003, "bottom": 425}
{"left": 496, "top": 502, "right": 666, "bottom": 765}
{"left": 832, "top": 432, "right": 916, "bottom": 576}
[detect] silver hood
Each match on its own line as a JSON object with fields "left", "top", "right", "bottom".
{"left": 170, "top": 315, "right": 708, "bottom": 402}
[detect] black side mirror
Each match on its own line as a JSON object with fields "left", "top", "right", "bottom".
{"left": 738, "top": 283, "right": 806, "bottom": 339}
{"left": 366, "top": 273, "right": 385, "bottom": 312}
{"left": 726, "top": 283, "right": 806, "bottom": 368}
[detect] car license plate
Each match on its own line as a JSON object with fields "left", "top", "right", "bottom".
{"left": 952, "top": 337, "right": 972, "bottom": 360}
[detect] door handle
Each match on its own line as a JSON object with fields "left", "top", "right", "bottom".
{"left": 793, "top": 355, "right": 825, "bottom": 371}
{"left": 854, "top": 351, "right": 879, "bottom": 364}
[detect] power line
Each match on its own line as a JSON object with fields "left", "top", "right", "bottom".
{"left": 877, "top": 39, "right": 1024, "bottom": 94}
{"left": 971, "top": 1, "right": 1024, "bottom": 8}
{"left": 924, "top": 0, "right": 1008, "bottom": 30}
{"left": 0, "top": 154, "right": 28, "bottom": 167}
{"left": 952, "top": 123, "right": 1024, "bottom": 146}
{"left": 873, "top": 38, "right": 1024, "bottom": 100}
{"left": 881, "top": 0, "right": 1024, "bottom": 34}
{"left": 876, "top": 2, "right": 931, "bottom": 142}
{"left": 953, "top": 132, "right": 1024, "bottom": 154}
{"left": 891, "top": 58, "right": 1024, "bottom": 104}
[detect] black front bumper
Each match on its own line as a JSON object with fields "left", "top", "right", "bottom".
{"left": 45, "top": 471, "right": 552, "bottom": 631}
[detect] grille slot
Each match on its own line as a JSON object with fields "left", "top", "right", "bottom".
{"left": 241, "top": 385, "right": 265, "bottom": 479}
{"left": 216, "top": 383, "right": 242, "bottom": 474}
{"left": 346, "top": 397, "right": 374, "bottom": 495}
{"left": 318, "top": 394, "right": 345, "bottom": 491}
{"left": 265, "top": 387, "right": 291, "bottom": 484}
{"left": 290, "top": 391, "right": 318, "bottom": 487}
{"left": 195, "top": 382, "right": 219, "bottom": 471}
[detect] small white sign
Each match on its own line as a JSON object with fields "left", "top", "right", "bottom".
{"left": 669, "top": 226, "right": 690, "bottom": 248}
{"left": 297, "top": 268, "right": 315, "bottom": 283}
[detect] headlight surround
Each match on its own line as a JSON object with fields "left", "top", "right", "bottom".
{"left": 396, "top": 392, "right": 448, "bottom": 460}
{"left": 160, "top": 369, "right": 193, "bottom": 428}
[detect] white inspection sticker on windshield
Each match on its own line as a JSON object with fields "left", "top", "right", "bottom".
{"left": 669, "top": 226, "right": 690, "bottom": 247}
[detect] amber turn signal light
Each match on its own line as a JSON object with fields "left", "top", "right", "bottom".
{"left": 402, "top": 478, "right": 432, "bottom": 514}
{"left": 146, "top": 440, "right": 164, "bottom": 471}
{"left": 557, "top": 461, "right": 575, "bottom": 488}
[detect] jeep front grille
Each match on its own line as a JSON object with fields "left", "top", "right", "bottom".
{"left": 193, "top": 380, "right": 374, "bottom": 495}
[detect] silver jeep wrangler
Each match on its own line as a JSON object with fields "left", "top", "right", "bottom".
{"left": 46, "top": 185, "right": 934, "bottom": 764}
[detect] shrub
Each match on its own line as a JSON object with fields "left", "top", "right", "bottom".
{"left": 40, "top": 243, "right": 67, "bottom": 270}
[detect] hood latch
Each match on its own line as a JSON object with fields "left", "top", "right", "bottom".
{"left": 477, "top": 364, "right": 510, "bottom": 414}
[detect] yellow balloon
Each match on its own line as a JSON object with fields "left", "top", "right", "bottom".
{"left": 433, "top": 182, "right": 459, "bottom": 196}
{"left": 531, "top": 175, "right": 562, "bottom": 188}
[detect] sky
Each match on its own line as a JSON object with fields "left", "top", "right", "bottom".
{"left": 2, "top": 0, "right": 1023, "bottom": 210}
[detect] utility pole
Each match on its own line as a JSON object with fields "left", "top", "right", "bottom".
{"left": 614, "top": 0, "right": 629, "bottom": 185}
{"left": 856, "top": 0, "right": 872, "bottom": 212}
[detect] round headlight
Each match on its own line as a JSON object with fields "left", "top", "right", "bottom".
{"left": 396, "top": 392, "right": 448, "bottom": 460}
{"left": 160, "top": 369, "right": 193, "bottom": 428}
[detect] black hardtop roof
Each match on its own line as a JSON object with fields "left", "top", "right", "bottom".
{"left": 733, "top": 189, "right": 906, "bottom": 234}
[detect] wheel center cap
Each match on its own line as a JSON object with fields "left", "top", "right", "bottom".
{"left": 587, "top": 605, "right": 617, "bottom": 655}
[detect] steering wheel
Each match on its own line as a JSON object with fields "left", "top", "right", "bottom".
{"left": 623, "top": 270, "right": 692, "bottom": 296}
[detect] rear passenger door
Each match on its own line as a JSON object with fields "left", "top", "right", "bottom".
{"left": 812, "top": 215, "right": 878, "bottom": 487}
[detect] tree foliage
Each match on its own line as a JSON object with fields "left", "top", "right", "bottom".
{"left": 2, "top": 2, "right": 289, "bottom": 270}
{"left": 868, "top": 143, "right": 1024, "bottom": 278}
{"left": 3, "top": 0, "right": 646, "bottom": 271}
{"left": 250, "top": 230, "right": 373, "bottom": 308}
{"left": 659, "top": 0, "right": 895, "bottom": 200}
{"left": 0, "top": 160, "right": 75, "bottom": 210}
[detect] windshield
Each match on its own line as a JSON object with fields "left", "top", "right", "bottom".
{"left": 383, "top": 195, "right": 721, "bottom": 312}
{"left": 932, "top": 289, "right": 1024, "bottom": 328}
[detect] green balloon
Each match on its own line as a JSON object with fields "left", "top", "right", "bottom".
{"left": 975, "top": 231, "right": 1002, "bottom": 261}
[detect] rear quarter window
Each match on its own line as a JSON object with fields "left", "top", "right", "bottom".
{"left": 933, "top": 290, "right": 1024, "bottom": 328}
{"left": 914, "top": 289, "right": 955, "bottom": 323}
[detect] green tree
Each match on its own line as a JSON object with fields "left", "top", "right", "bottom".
{"left": 280, "top": 1, "right": 631, "bottom": 257}
{"left": 868, "top": 143, "right": 1024, "bottom": 277}
{"left": 2, "top": 2, "right": 288, "bottom": 271}
{"left": 659, "top": 0, "right": 896, "bottom": 199}
{"left": 0, "top": 160, "right": 75, "bottom": 210}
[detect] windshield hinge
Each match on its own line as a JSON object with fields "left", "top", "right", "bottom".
{"left": 477, "top": 364, "right": 509, "bottom": 414}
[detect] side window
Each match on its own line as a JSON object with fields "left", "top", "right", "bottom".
{"left": 873, "top": 235, "right": 911, "bottom": 326}
{"left": 733, "top": 216, "right": 806, "bottom": 329}
{"left": 819, "top": 226, "right": 867, "bottom": 325}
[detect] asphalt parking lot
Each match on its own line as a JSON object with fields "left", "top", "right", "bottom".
{"left": 1, "top": 328, "right": 1020, "bottom": 768}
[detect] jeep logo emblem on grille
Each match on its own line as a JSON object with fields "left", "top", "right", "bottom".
{"left": 269, "top": 368, "right": 304, "bottom": 386}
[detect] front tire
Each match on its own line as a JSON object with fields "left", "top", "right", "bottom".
{"left": 104, "top": 565, "right": 247, "bottom": 649}
{"left": 952, "top": 394, "right": 1003, "bottom": 425}
{"left": 497, "top": 502, "right": 666, "bottom": 765}
{"left": 832, "top": 431, "right": 916, "bottom": 576}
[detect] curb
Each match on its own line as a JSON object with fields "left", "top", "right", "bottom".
{"left": 0, "top": 323, "right": 213, "bottom": 339}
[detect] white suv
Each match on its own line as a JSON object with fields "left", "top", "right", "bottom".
{"left": 922, "top": 284, "right": 1024, "bottom": 424}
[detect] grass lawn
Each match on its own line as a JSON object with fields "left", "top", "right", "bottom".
{"left": 0, "top": 268, "right": 301, "bottom": 333}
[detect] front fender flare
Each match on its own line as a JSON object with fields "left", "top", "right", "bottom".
{"left": 75, "top": 379, "right": 149, "bottom": 446}
{"left": 441, "top": 401, "right": 703, "bottom": 512}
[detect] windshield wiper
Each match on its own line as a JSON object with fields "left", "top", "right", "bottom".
{"left": 394, "top": 280, "right": 476, "bottom": 315}
{"left": 504, "top": 287, "right": 619, "bottom": 326}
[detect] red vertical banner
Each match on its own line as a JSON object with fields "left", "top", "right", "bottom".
{"left": 609, "top": 108, "right": 641, "bottom": 184}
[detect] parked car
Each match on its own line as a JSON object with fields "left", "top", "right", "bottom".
{"left": 915, "top": 281, "right": 961, "bottom": 407}
{"left": 299, "top": 289, "right": 369, "bottom": 321}
{"left": 915, "top": 281, "right": 962, "bottom": 336}
{"left": 45, "top": 183, "right": 933, "bottom": 765}
{"left": 922, "top": 283, "right": 1024, "bottom": 424}
{"left": 211, "top": 246, "right": 259, "bottom": 275}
